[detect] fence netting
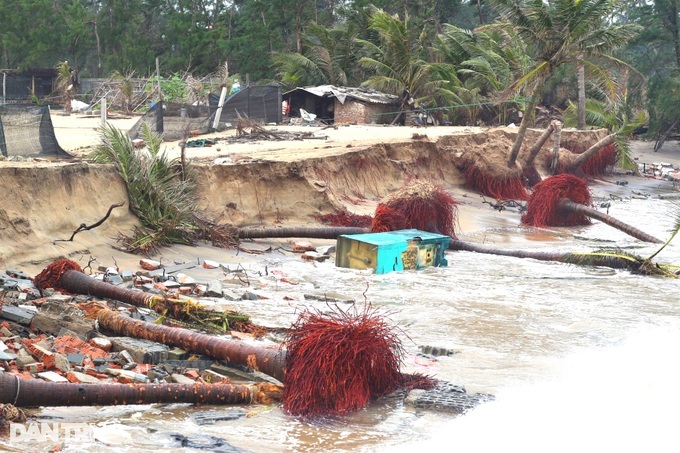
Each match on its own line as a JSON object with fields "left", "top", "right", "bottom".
{"left": 0, "top": 105, "right": 70, "bottom": 158}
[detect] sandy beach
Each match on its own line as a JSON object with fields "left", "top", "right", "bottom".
{"left": 0, "top": 111, "right": 677, "bottom": 274}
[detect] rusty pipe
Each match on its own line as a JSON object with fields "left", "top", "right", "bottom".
{"left": 0, "top": 373, "right": 281, "bottom": 408}
{"left": 97, "top": 309, "right": 286, "bottom": 383}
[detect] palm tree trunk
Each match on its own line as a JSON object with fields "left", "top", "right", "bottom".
{"left": 0, "top": 373, "right": 281, "bottom": 408}
{"left": 238, "top": 226, "right": 369, "bottom": 239}
{"left": 559, "top": 200, "right": 661, "bottom": 243}
{"left": 565, "top": 133, "right": 616, "bottom": 172}
{"left": 508, "top": 88, "right": 540, "bottom": 167}
{"left": 449, "top": 240, "right": 635, "bottom": 270}
{"left": 577, "top": 55, "right": 586, "bottom": 130}
{"left": 97, "top": 309, "right": 287, "bottom": 382}
{"left": 524, "top": 122, "right": 555, "bottom": 167}
{"left": 550, "top": 121, "right": 562, "bottom": 174}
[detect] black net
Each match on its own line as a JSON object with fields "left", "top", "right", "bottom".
{"left": 209, "top": 85, "right": 281, "bottom": 125}
{"left": 128, "top": 101, "right": 212, "bottom": 142}
{"left": 0, "top": 105, "right": 70, "bottom": 158}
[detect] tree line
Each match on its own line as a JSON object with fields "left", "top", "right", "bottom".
{"left": 3, "top": 1, "right": 680, "bottom": 139}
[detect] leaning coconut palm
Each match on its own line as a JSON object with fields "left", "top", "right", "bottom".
{"left": 357, "top": 7, "right": 456, "bottom": 121}
{"left": 492, "top": 0, "right": 641, "bottom": 170}
{"left": 88, "top": 123, "right": 235, "bottom": 253}
{"left": 559, "top": 108, "right": 647, "bottom": 176}
{"left": 434, "top": 23, "right": 532, "bottom": 124}
{"left": 273, "top": 22, "right": 362, "bottom": 89}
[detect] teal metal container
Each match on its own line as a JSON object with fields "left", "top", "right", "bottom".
{"left": 335, "top": 229, "right": 450, "bottom": 274}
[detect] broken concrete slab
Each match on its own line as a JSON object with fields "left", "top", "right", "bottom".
{"left": 106, "top": 368, "right": 149, "bottom": 383}
{"left": 109, "top": 337, "right": 168, "bottom": 364}
{"left": 0, "top": 350, "right": 18, "bottom": 361}
{"left": 37, "top": 371, "right": 69, "bottom": 383}
{"left": 206, "top": 280, "right": 223, "bottom": 298}
{"left": 142, "top": 262, "right": 197, "bottom": 278}
{"left": 67, "top": 370, "right": 102, "bottom": 384}
{"left": 1, "top": 305, "right": 35, "bottom": 325}
{"left": 170, "top": 373, "right": 197, "bottom": 385}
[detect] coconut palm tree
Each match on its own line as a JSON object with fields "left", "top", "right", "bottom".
{"left": 357, "top": 8, "right": 459, "bottom": 112}
{"left": 491, "top": 0, "right": 641, "bottom": 167}
{"left": 272, "top": 22, "right": 362, "bottom": 89}
{"left": 434, "top": 23, "right": 532, "bottom": 124}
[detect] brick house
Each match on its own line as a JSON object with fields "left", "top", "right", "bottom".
{"left": 282, "top": 85, "right": 401, "bottom": 125}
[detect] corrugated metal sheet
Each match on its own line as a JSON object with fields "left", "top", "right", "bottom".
{"left": 283, "top": 85, "right": 400, "bottom": 105}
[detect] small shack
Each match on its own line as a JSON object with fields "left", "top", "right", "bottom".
{"left": 282, "top": 85, "right": 401, "bottom": 125}
{"left": 1, "top": 68, "right": 57, "bottom": 104}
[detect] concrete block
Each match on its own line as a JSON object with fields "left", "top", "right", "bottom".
{"left": 109, "top": 337, "right": 168, "bottom": 364}
{"left": 167, "top": 348, "right": 189, "bottom": 361}
{"left": 170, "top": 373, "right": 196, "bottom": 385}
{"left": 54, "top": 353, "right": 71, "bottom": 373}
{"left": 1, "top": 305, "right": 35, "bottom": 325}
{"left": 67, "top": 353, "right": 85, "bottom": 366}
{"left": 37, "top": 371, "right": 69, "bottom": 382}
{"left": 106, "top": 368, "right": 149, "bottom": 383}
{"left": 206, "top": 280, "right": 223, "bottom": 298}
{"left": 15, "top": 356, "right": 37, "bottom": 368}
{"left": 0, "top": 350, "right": 18, "bottom": 361}
{"left": 67, "top": 371, "right": 102, "bottom": 384}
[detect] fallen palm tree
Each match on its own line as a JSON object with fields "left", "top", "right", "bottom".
{"left": 33, "top": 260, "right": 251, "bottom": 333}
{"left": 91, "top": 303, "right": 434, "bottom": 417}
{"left": 522, "top": 174, "right": 661, "bottom": 243}
{"left": 521, "top": 121, "right": 556, "bottom": 187}
{"left": 0, "top": 373, "right": 281, "bottom": 408}
{"left": 31, "top": 260, "right": 436, "bottom": 417}
{"left": 450, "top": 240, "right": 679, "bottom": 278}
{"left": 236, "top": 226, "right": 368, "bottom": 239}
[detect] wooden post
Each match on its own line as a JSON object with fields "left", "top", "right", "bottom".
{"left": 212, "top": 86, "right": 228, "bottom": 130}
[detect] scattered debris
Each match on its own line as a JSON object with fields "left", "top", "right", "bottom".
{"left": 232, "top": 117, "right": 327, "bottom": 142}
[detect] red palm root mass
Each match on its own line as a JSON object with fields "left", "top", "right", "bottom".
{"left": 282, "top": 306, "right": 434, "bottom": 417}
{"left": 464, "top": 164, "right": 529, "bottom": 201}
{"left": 522, "top": 174, "right": 592, "bottom": 227}
{"left": 370, "top": 181, "right": 458, "bottom": 237}
{"left": 33, "top": 259, "right": 82, "bottom": 292}
{"left": 580, "top": 143, "right": 617, "bottom": 176}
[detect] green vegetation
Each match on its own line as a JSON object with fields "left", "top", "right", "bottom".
{"left": 88, "top": 123, "right": 235, "bottom": 254}
{"left": 3, "top": 1, "right": 680, "bottom": 142}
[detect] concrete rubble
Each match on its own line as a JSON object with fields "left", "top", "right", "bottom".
{"left": 0, "top": 238, "right": 480, "bottom": 416}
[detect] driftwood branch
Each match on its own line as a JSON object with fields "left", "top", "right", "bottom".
{"left": 54, "top": 202, "right": 125, "bottom": 243}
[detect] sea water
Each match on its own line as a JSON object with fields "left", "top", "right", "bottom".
{"left": 2, "top": 196, "right": 679, "bottom": 453}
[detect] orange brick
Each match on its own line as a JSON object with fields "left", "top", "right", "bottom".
{"left": 133, "top": 364, "right": 152, "bottom": 374}
{"left": 184, "top": 369, "right": 200, "bottom": 380}
{"left": 43, "top": 355, "right": 56, "bottom": 370}
{"left": 66, "top": 372, "right": 79, "bottom": 383}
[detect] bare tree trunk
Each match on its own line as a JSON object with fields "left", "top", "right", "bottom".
{"left": 97, "top": 309, "right": 287, "bottom": 382}
{"left": 524, "top": 122, "right": 555, "bottom": 167}
{"left": 565, "top": 133, "right": 616, "bottom": 172}
{"left": 577, "top": 55, "right": 586, "bottom": 130}
{"left": 654, "top": 116, "right": 680, "bottom": 152}
{"left": 550, "top": 120, "right": 562, "bottom": 174}
{"left": 0, "top": 373, "right": 281, "bottom": 408}
{"left": 559, "top": 200, "right": 661, "bottom": 243}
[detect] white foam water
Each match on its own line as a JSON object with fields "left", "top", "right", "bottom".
{"left": 386, "top": 324, "right": 680, "bottom": 453}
